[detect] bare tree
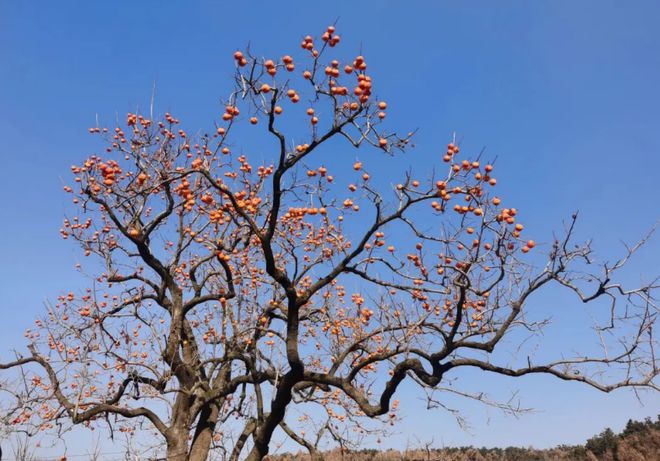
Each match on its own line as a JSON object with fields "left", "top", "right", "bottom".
{"left": 10, "top": 434, "right": 36, "bottom": 461}
{"left": 0, "top": 25, "right": 657, "bottom": 461}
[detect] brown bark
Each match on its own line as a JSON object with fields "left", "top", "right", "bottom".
{"left": 188, "top": 403, "right": 220, "bottom": 461}
{"left": 166, "top": 428, "right": 189, "bottom": 461}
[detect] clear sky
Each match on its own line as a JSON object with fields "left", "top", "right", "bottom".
{"left": 1, "top": 0, "right": 659, "bottom": 457}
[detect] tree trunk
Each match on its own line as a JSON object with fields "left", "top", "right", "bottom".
{"left": 244, "top": 446, "right": 267, "bottom": 461}
{"left": 187, "top": 403, "right": 220, "bottom": 461}
{"left": 166, "top": 427, "right": 189, "bottom": 461}
{"left": 166, "top": 441, "right": 188, "bottom": 461}
{"left": 166, "top": 387, "right": 194, "bottom": 460}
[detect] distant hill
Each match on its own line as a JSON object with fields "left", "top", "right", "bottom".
{"left": 269, "top": 416, "right": 660, "bottom": 461}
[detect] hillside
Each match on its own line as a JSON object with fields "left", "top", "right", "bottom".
{"left": 270, "top": 416, "right": 660, "bottom": 461}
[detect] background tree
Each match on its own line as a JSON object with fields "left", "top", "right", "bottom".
{"left": 0, "top": 26, "right": 657, "bottom": 461}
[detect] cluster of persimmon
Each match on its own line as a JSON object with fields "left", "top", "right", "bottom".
{"left": 299, "top": 30, "right": 344, "bottom": 57}
{"left": 320, "top": 25, "right": 341, "bottom": 47}
{"left": 126, "top": 113, "right": 138, "bottom": 127}
{"left": 98, "top": 160, "right": 122, "bottom": 187}
{"left": 234, "top": 192, "right": 263, "bottom": 215}
{"left": 222, "top": 105, "right": 240, "bottom": 121}
{"left": 233, "top": 50, "right": 248, "bottom": 67}
{"left": 285, "top": 88, "right": 301, "bottom": 104}
{"left": 306, "top": 107, "right": 319, "bottom": 125}
{"left": 295, "top": 143, "right": 310, "bottom": 153}
{"left": 283, "top": 206, "right": 328, "bottom": 220}
{"left": 173, "top": 177, "right": 196, "bottom": 211}
{"left": 353, "top": 67, "right": 373, "bottom": 103}
{"left": 59, "top": 216, "right": 92, "bottom": 240}
{"left": 443, "top": 142, "right": 460, "bottom": 162}
{"left": 225, "top": 24, "right": 399, "bottom": 161}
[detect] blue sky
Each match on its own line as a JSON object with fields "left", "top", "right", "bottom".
{"left": 1, "top": 0, "right": 659, "bottom": 455}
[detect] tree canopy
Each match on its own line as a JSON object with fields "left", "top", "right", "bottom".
{"left": 1, "top": 26, "right": 657, "bottom": 461}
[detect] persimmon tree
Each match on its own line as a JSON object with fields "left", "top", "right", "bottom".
{"left": 1, "top": 26, "right": 658, "bottom": 461}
